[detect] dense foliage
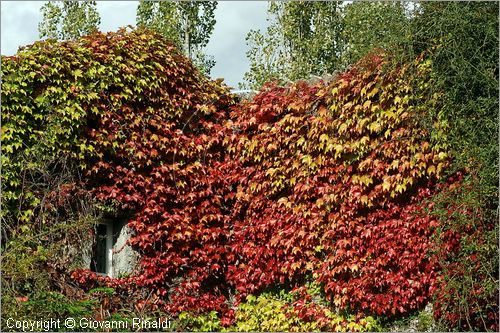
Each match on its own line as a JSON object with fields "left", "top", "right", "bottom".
{"left": 2, "top": 16, "right": 498, "bottom": 331}
{"left": 410, "top": 3, "right": 499, "bottom": 330}
{"left": 75, "top": 50, "right": 454, "bottom": 324}
{"left": 1, "top": 27, "right": 234, "bottom": 329}
{"left": 242, "top": 2, "right": 499, "bottom": 330}
{"left": 225, "top": 54, "right": 450, "bottom": 318}
{"left": 176, "top": 286, "right": 381, "bottom": 332}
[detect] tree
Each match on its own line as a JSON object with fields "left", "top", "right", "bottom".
{"left": 242, "top": 2, "right": 415, "bottom": 89}
{"left": 242, "top": 1, "right": 344, "bottom": 89}
{"left": 341, "top": 1, "right": 412, "bottom": 66}
{"left": 410, "top": 3, "right": 499, "bottom": 330}
{"left": 38, "top": 1, "right": 100, "bottom": 40}
{"left": 136, "top": 0, "right": 217, "bottom": 75}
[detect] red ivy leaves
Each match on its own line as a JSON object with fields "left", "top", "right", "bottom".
{"left": 224, "top": 55, "right": 450, "bottom": 317}
{"left": 68, "top": 32, "right": 456, "bottom": 324}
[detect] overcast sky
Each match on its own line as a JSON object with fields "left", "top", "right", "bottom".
{"left": 0, "top": 1, "right": 269, "bottom": 88}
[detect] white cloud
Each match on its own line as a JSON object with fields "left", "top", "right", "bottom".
{"left": 1, "top": 1, "right": 269, "bottom": 87}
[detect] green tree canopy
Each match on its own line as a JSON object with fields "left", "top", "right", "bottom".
{"left": 38, "top": 0, "right": 101, "bottom": 40}
{"left": 242, "top": 1, "right": 343, "bottom": 89}
{"left": 341, "top": 1, "right": 412, "bottom": 65}
{"left": 242, "top": 1, "right": 416, "bottom": 89}
{"left": 136, "top": 0, "right": 217, "bottom": 74}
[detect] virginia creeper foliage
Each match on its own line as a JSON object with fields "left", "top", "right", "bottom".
{"left": 4, "top": 29, "right": 492, "bottom": 330}
{"left": 224, "top": 54, "right": 450, "bottom": 317}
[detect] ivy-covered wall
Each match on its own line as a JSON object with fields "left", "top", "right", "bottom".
{"left": 1, "top": 29, "right": 497, "bottom": 332}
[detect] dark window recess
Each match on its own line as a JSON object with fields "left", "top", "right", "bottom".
{"left": 90, "top": 221, "right": 126, "bottom": 277}
{"left": 91, "top": 224, "right": 108, "bottom": 274}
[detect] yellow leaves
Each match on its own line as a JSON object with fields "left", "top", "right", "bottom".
{"left": 198, "top": 104, "right": 210, "bottom": 114}
{"left": 305, "top": 261, "right": 314, "bottom": 271}
{"left": 272, "top": 176, "right": 285, "bottom": 190}
{"left": 277, "top": 197, "right": 292, "bottom": 209}
{"left": 333, "top": 296, "right": 344, "bottom": 307}
{"left": 358, "top": 135, "right": 370, "bottom": 147}
{"left": 319, "top": 133, "right": 329, "bottom": 143}
{"left": 316, "top": 198, "right": 324, "bottom": 208}
{"left": 3, "top": 144, "right": 14, "bottom": 154}
{"left": 288, "top": 101, "right": 302, "bottom": 111}
{"left": 358, "top": 117, "right": 370, "bottom": 131}
{"left": 390, "top": 159, "right": 400, "bottom": 170}
{"left": 369, "top": 121, "right": 382, "bottom": 133}
{"left": 367, "top": 86, "right": 379, "bottom": 99}
{"left": 316, "top": 89, "right": 326, "bottom": 98}
{"left": 136, "top": 150, "right": 144, "bottom": 159}
{"left": 382, "top": 109, "right": 397, "bottom": 120}
{"left": 196, "top": 144, "right": 204, "bottom": 152}
{"left": 358, "top": 158, "right": 372, "bottom": 171}
{"left": 246, "top": 139, "right": 259, "bottom": 153}
{"left": 333, "top": 144, "right": 344, "bottom": 158}
{"left": 266, "top": 168, "right": 277, "bottom": 177}
{"left": 330, "top": 104, "right": 339, "bottom": 113}
{"left": 436, "top": 162, "right": 446, "bottom": 176}
{"left": 362, "top": 99, "right": 372, "bottom": 110}
{"left": 338, "top": 123, "right": 348, "bottom": 134}
{"left": 359, "top": 175, "right": 373, "bottom": 186}
{"left": 236, "top": 188, "right": 246, "bottom": 200}
{"left": 427, "top": 165, "right": 436, "bottom": 175}
{"left": 352, "top": 174, "right": 373, "bottom": 187}
{"left": 301, "top": 154, "right": 312, "bottom": 165}
{"left": 73, "top": 69, "right": 83, "bottom": 79}
{"left": 318, "top": 137, "right": 330, "bottom": 152}
{"left": 394, "top": 183, "right": 407, "bottom": 194}
{"left": 176, "top": 180, "right": 186, "bottom": 188}
{"left": 342, "top": 101, "right": 354, "bottom": 111}
{"left": 267, "top": 142, "right": 277, "bottom": 151}
{"left": 361, "top": 86, "right": 367, "bottom": 97}
{"left": 438, "top": 151, "right": 448, "bottom": 160}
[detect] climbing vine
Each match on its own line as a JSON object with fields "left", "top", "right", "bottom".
{"left": 224, "top": 53, "right": 450, "bottom": 318}
{"left": 3, "top": 29, "right": 495, "bottom": 331}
